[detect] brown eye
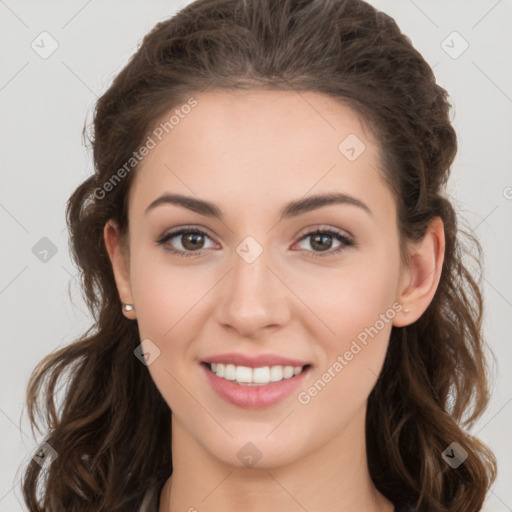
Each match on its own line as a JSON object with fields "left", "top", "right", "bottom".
{"left": 181, "top": 231, "right": 206, "bottom": 251}
{"left": 309, "top": 232, "right": 335, "bottom": 251}
{"left": 295, "top": 228, "right": 355, "bottom": 258}
{"left": 155, "top": 228, "right": 216, "bottom": 257}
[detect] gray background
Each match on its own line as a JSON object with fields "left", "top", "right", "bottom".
{"left": 1, "top": 0, "right": 511, "bottom": 510}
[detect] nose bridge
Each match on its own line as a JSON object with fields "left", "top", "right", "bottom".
{"left": 216, "top": 237, "right": 289, "bottom": 335}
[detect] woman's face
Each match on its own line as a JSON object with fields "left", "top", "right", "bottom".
{"left": 110, "top": 90, "right": 412, "bottom": 468}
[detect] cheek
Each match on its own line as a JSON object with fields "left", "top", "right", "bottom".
{"left": 294, "top": 271, "right": 398, "bottom": 437}
{"left": 129, "top": 247, "right": 209, "bottom": 338}
{"left": 128, "top": 250, "right": 217, "bottom": 393}
{"left": 292, "top": 247, "right": 400, "bottom": 399}
{"left": 293, "top": 248, "right": 400, "bottom": 343}
{"left": 128, "top": 254, "right": 207, "bottom": 412}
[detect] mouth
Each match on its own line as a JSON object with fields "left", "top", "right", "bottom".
{"left": 200, "top": 358, "right": 312, "bottom": 409}
{"left": 202, "top": 361, "right": 311, "bottom": 386}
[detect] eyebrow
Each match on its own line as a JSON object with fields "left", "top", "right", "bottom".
{"left": 144, "top": 192, "right": 372, "bottom": 219}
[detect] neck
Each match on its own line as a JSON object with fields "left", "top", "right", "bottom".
{"left": 159, "top": 407, "right": 393, "bottom": 512}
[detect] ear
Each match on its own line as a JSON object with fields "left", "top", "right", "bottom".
{"left": 103, "top": 219, "right": 136, "bottom": 320}
{"left": 393, "top": 217, "right": 445, "bottom": 327}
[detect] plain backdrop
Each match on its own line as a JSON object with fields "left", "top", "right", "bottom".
{"left": 1, "top": 1, "right": 511, "bottom": 510}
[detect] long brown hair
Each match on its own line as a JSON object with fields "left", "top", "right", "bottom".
{"left": 20, "top": 0, "right": 497, "bottom": 510}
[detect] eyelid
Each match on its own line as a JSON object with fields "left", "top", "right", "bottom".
{"left": 294, "top": 223, "right": 353, "bottom": 241}
{"left": 156, "top": 224, "right": 215, "bottom": 241}
{"left": 155, "top": 224, "right": 355, "bottom": 257}
{"left": 155, "top": 225, "right": 217, "bottom": 254}
{"left": 292, "top": 226, "right": 355, "bottom": 258}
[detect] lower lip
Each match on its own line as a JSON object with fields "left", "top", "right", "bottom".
{"left": 201, "top": 363, "right": 310, "bottom": 409}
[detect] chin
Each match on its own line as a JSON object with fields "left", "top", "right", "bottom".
{"left": 192, "top": 419, "right": 319, "bottom": 469}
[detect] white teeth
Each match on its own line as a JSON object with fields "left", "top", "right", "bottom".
{"left": 253, "top": 366, "right": 270, "bottom": 383}
{"left": 235, "top": 366, "right": 253, "bottom": 383}
{"left": 209, "top": 363, "right": 306, "bottom": 385}
{"left": 269, "top": 365, "right": 283, "bottom": 382}
{"left": 283, "top": 366, "right": 294, "bottom": 379}
{"left": 225, "top": 364, "right": 236, "bottom": 380}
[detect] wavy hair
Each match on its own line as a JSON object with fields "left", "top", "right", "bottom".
{"left": 20, "top": 0, "right": 497, "bottom": 510}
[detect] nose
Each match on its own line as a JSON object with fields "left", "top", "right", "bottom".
{"left": 214, "top": 247, "right": 291, "bottom": 338}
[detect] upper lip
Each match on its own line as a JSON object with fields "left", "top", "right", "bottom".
{"left": 202, "top": 352, "right": 311, "bottom": 368}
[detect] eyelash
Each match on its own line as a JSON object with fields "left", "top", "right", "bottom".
{"left": 155, "top": 226, "right": 355, "bottom": 259}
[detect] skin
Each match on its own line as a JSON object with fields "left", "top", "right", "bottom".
{"left": 104, "top": 89, "right": 445, "bottom": 512}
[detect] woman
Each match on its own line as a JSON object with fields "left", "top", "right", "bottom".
{"left": 21, "top": 0, "right": 497, "bottom": 511}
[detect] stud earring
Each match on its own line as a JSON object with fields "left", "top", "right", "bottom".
{"left": 123, "top": 304, "right": 135, "bottom": 313}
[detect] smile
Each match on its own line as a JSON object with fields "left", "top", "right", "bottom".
{"left": 200, "top": 356, "right": 312, "bottom": 409}
{"left": 208, "top": 362, "right": 305, "bottom": 385}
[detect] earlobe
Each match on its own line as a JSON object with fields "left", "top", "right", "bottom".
{"left": 103, "top": 220, "right": 136, "bottom": 320}
{"left": 393, "top": 217, "right": 445, "bottom": 327}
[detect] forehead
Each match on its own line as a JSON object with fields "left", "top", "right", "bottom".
{"left": 128, "top": 89, "right": 392, "bottom": 220}
{"left": 147, "top": 88, "right": 376, "bottom": 159}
